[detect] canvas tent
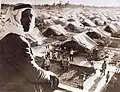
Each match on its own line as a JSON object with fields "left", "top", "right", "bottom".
{"left": 112, "top": 22, "right": 120, "bottom": 32}
{"left": 61, "top": 33, "right": 98, "bottom": 52}
{"left": 42, "top": 24, "right": 68, "bottom": 37}
{"left": 35, "top": 16, "right": 44, "bottom": 27}
{"left": 109, "top": 22, "right": 120, "bottom": 37}
{"left": 92, "top": 18, "right": 105, "bottom": 26}
{"left": 52, "top": 18, "right": 67, "bottom": 26}
{"left": 25, "top": 34, "right": 38, "bottom": 47}
{"left": 25, "top": 27, "right": 46, "bottom": 46}
{"left": 104, "top": 24, "right": 118, "bottom": 34}
{"left": 92, "top": 27, "right": 111, "bottom": 38}
{"left": 73, "top": 33, "right": 98, "bottom": 51}
{"left": 99, "top": 13, "right": 108, "bottom": 22}
{"left": 44, "top": 19, "right": 55, "bottom": 26}
{"left": 113, "top": 22, "right": 120, "bottom": 29}
{"left": 82, "top": 18, "right": 96, "bottom": 27}
{"left": 107, "top": 15, "right": 116, "bottom": 21}
{"left": 51, "top": 16, "right": 59, "bottom": 21}
{"left": 86, "top": 31, "right": 101, "bottom": 39}
{"left": 42, "top": 13, "right": 51, "bottom": 19}
{"left": 30, "top": 27, "right": 45, "bottom": 44}
{"left": 25, "top": 34, "right": 36, "bottom": 43}
{"left": 78, "top": 13, "right": 86, "bottom": 19}
{"left": 56, "top": 13, "right": 63, "bottom": 18}
{"left": 65, "top": 21, "right": 84, "bottom": 33}
{"left": 85, "top": 27, "right": 111, "bottom": 46}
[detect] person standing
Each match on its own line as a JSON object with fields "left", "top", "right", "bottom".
{"left": 78, "top": 73, "right": 84, "bottom": 89}
{"left": 46, "top": 45, "right": 50, "bottom": 58}
{"left": 101, "top": 60, "right": 107, "bottom": 76}
{"left": 41, "top": 55, "right": 45, "bottom": 69}
{"left": 65, "top": 57, "right": 70, "bottom": 71}
{"left": 70, "top": 48, "right": 74, "bottom": 61}
{"left": 106, "top": 71, "right": 110, "bottom": 83}
{"left": 44, "top": 56, "right": 50, "bottom": 71}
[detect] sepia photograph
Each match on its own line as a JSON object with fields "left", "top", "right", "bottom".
{"left": 0, "top": 0, "right": 120, "bottom": 92}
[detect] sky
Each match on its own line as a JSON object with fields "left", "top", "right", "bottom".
{"left": 1, "top": 0, "right": 120, "bottom": 6}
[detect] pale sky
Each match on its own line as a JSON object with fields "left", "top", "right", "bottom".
{"left": 1, "top": 0, "right": 120, "bottom": 6}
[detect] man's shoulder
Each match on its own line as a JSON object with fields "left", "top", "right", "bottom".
{"left": 5, "top": 33, "right": 19, "bottom": 38}
{"left": 4, "top": 33, "right": 29, "bottom": 46}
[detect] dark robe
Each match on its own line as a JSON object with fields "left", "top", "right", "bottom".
{"left": 0, "top": 33, "right": 49, "bottom": 92}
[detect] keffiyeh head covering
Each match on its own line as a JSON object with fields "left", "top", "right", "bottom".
{"left": 0, "top": 3, "right": 35, "bottom": 40}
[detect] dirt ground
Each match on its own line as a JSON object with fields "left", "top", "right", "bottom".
{"left": 50, "top": 63, "right": 81, "bottom": 88}
{"left": 49, "top": 62, "right": 93, "bottom": 88}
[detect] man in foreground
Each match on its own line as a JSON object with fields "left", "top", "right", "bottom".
{"left": 0, "top": 3, "right": 59, "bottom": 92}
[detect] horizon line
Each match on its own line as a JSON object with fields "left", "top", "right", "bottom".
{"left": 1, "top": 3, "right": 120, "bottom": 7}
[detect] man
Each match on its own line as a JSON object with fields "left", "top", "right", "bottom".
{"left": 78, "top": 70, "right": 84, "bottom": 89}
{"left": 101, "top": 60, "right": 107, "bottom": 76}
{"left": 44, "top": 55, "right": 50, "bottom": 71}
{"left": 0, "top": 3, "right": 59, "bottom": 92}
{"left": 65, "top": 57, "right": 70, "bottom": 71}
{"left": 70, "top": 48, "right": 74, "bottom": 61}
{"left": 93, "top": 48, "right": 99, "bottom": 60}
{"left": 41, "top": 55, "right": 45, "bottom": 69}
{"left": 106, "top": 71, "right": 110, "bottom": 83}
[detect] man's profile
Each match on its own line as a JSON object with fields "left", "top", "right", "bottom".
{"left": 0, "top": 3, "right": 59, "bottom": 92}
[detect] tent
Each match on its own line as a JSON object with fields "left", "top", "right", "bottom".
{"left": 44, "top": 19, "right": 55, "bottom": 26}
{"left": 85, "top": 27, "right": 111, "bottom": 46}
{"left": 114, "top": 22, "right": 120, "bottom": 29}
{"left": 86, "top": 31, "right": 101, "bottom": 39}
{"left": 42, "top": 13, "right": 51, "bottom": 19}
{"left": 51, "top": 16, "right": 59, "bottom": 21}
{"left": 92, "top": 27, "right": 111, "bottom": 38}
{"left": 104, "top": 24, "right": 118, "bottom": 34}
{"left": 52, "top": 18, "right": 67, "bottom": 26}
{"left": 82, "top": 18, "right": 96, "bottom": 27}
{"left": 65, "top": 21, "right": 84, "bottom": 33}
{"left": 25, "top": 33, "right": 38, "bottom": 47}
{"left": 42, "top": 24, "right": 68, "bottom": 37}
{"left": 78, "top": 13, "right": 86, "bottom": 19}
{"left": 99, "top": 13, "right": 108, "bottom": 22}
{"left": 25, "top": 27, "right": 46, "bottom": 46}
{"left": 35, "top": 16, "right": 44, "bottom": 27}
{"left": 112, "top": 22, "right": 120, "bottom": 32}
{"left": 61, "top": 33, "right": 98, "bottom": 53}
{"left": 92, "top": 18, "right": 105, "bottom": 26}
{"left": 56, "top": 13, "right": 63, "bottom": 18}
{"left": 109, "top": 22, "right": 120, "bottom": 37}
{"left": 73, "top": 33, "right": 98, "bottom": 51}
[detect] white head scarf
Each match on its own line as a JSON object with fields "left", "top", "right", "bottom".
{"left": 0, "top": 4, "right": 35, "bottom": 40}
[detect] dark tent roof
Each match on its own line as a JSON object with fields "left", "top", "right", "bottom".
{"left": 86, "top": 32, "right": 101, "bottom": 39}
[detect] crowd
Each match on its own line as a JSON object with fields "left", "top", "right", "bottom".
{"left": 39, "top": 44, "right": 77, "bottom": 71}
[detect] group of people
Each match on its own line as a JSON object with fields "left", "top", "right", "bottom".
{"left": 44, "top": 45, "right": 76, "bottom": 70}
{"left": 100, "top": 60, "right": 110, "bottom": 83}
{"left": 40, "top": 55, "right": 51, "bottom": 71}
